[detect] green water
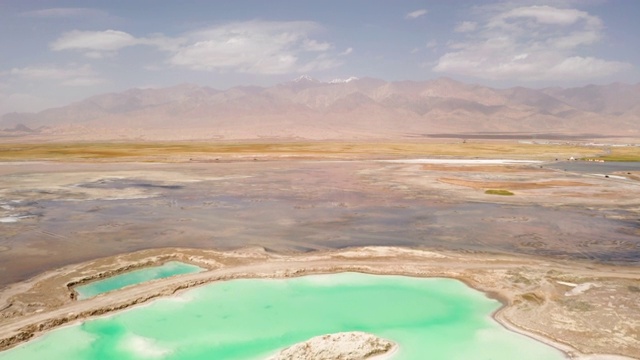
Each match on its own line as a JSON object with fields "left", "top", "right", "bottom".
{"left": 1, "top": 273, "right": 565, "bottom": 360}
{"left": 74, "top": 261, "right": 203, "bottom": 300}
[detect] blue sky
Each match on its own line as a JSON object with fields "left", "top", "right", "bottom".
{"left": 1, "top": 0, "right": 639, "bottom": 115}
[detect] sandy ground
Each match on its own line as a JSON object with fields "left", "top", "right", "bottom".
{"left": 1, "top": 158, "right": 639, "bottom": 288}
{"left": 0, "top": 155, "right": 639, "bottom": 358}
{"left": 0, "top": 246, "right": 638, "bottom": 359}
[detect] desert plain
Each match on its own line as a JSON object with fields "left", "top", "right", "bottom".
{"left": 0, "top": 140, "right": 639, "bottom": 359}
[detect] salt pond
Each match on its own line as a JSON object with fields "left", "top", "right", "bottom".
{"left": 1, "top": 273, "right": 565, "bottom": 360}
{"left": 74, "top": 261, "right": 203, "bottom": 300}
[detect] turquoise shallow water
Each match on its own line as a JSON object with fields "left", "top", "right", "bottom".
{"left": 1, "top": 273, "right": 565, "bottom": 360}
{"left": 74, "top": 261, "right": 203, "bottom": 300}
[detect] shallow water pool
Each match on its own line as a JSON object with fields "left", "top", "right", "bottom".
{"left": 74, "top": 261, "right": 203, "bottom": 300}
{"left": 1, "top": 273, "right": 565, "bottom": 360}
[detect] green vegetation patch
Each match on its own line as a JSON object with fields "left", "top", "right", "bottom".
{"left": 0, "top": 141, "right": 606, "bottom": 162}
{"left": 586, "top": 155, "right": 640, "bottom": 162}
{"left": 584, "top": 146, "right": 640, "bottom": 162}
{"left": 485, "top": 189, "right": 514, "bottom": 196}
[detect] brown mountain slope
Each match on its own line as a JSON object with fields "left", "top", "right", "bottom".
{"left": 2, "top": 77, "right": 639, "bottom": 140}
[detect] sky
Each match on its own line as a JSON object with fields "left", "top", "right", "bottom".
{"left": 1, "top": 0, "right": 639, "bottom": 115}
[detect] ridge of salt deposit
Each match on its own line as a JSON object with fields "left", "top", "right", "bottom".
{"left": 268, "top": 331, "right": 395, "bottom": 360}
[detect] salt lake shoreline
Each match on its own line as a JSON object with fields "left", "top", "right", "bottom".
{"left": 0, "top": 246, "right": 638, "bottom": 359}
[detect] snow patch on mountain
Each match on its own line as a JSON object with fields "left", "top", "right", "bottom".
{"left": 329, "top": 76, "right": 359, "bottom": 84}
{"left": 293, "top": 75, "right": 320, "bottom": 83}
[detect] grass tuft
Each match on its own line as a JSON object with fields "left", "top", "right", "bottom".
{"left": 485, "top": 189, "right": 514, "bottom": 196}
{"left": 0, "top": 141, "right": 606, "bottom": 162}
{"left": 584, "top": 146, "right": 640, "bottom": 162}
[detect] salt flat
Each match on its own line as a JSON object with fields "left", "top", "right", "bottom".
{"left": 0, "top": 143, "right": 638, "bottom": 359}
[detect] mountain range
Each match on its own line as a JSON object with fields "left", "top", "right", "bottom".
{"left": 2, "top": 76, "right": 639, "bottom": 140}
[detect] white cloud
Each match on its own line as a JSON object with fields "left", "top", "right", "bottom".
{"left": 297, "top": 54, "right": 343, "bottom": 73}
{"left": 50, "top": 30, "right": 185, "bottom": 59}
{"left": 142, "top": 34, "right": 187, "bottom": 52}
{"left": 433, "top": 5, "right": 632, "bottom": 82}
{"left": 9, "top": 64, "right": 105, "bottom": 86}
{"left": 10, "top": 65, "right": 88, "bottom": 79}
{"left": 340, "top": 47, "right": 354, "bottom": 56}
{"left": 51, "top": 30, "right": 137, "bottom": 52}
{"left": 406, "top": 9, "right": 428, "bottom": 20}
{"left": 83, "top": 51, "right": 115, "bottom": 59}
{"left": 414, "top": 40, "right": 438, "bottom": 54}
{"left": 491, "top": 5, "right": 602, "bottom": 27}
{"left": 61, "top": 77, "right": 106, "bottom": 87}
{"left": 169, "top": 21, "right": 341, "bottom": 74}
{"left": 49, "top": 21, "right": 341, "bottom": 74}
{"left": 21, "top": 7, "right": 109, "bottom": 19}
{"left": 303, "top": 39, "right": 332, "bottom": 52}
{"left": 455, "top": 21, "right": 477, "bottom": 33}
{"left": 547, "top": 56, "right": 631, "bottom": 79}
{"left": 551, "top": 30, "right": 601, "bottom": 49}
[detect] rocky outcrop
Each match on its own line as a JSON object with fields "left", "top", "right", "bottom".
{"left": 268, "top": 331, "right": 395, "bottom": 360}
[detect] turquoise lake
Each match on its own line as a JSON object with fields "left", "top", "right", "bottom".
{"left": 74, "top": 261, "right": 203, "bottom": 300}
{"left": 0, "top": 273, "right": 566, "bottom": 360}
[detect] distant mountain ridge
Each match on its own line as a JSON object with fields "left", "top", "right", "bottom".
{"left": 2, "top": 77, "right": 639, "bottom": 140}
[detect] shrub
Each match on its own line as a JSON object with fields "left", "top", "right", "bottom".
{"left": 485, "top": 189, "right": 514, "bottom": 196}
